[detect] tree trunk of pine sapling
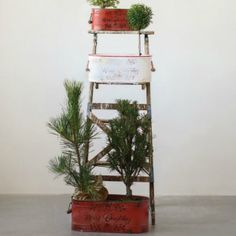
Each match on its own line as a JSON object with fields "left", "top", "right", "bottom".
{"left": 126, "top": 185, "right": 132, "bottom": 197}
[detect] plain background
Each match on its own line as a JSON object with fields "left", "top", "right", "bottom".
{"left": 0, "top": 0, "right": 236, "bottom": 196}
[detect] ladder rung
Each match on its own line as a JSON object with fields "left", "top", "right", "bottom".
{"left": 91, "top": 103, "right": 148, "bottom": 110}
{"left": 88, "top": 145, "right": 112, "bottom": 165}
{"left": 94, "top": 175, "right": 150, "bottom": 182}
{"left": 93, "top": 161, "right": 109, "bottom": 166}
{"left": 99, "top": 119, "right": 111, "bottom": 123}
{"left": 88, "top": 30, "right": 155, "bottom": 35}
{"left": 93, "top": 82, "right": 149, "bottom": 86}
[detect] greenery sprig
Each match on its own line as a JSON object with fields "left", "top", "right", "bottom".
{"left": 107, "top": 100, "right": 151, "bottom": 197}
{"left": 87, "top": 0, "right": 119, "bottom": 8}
{"left": 128, "top": 4, "right": 153, "bottom": 30}
{"left": 48, "top": 80, "right": 107, "bottom": 200}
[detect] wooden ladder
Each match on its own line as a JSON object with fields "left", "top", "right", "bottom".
{"left": 86, "top": 30, "right": 156, "bottom": 225}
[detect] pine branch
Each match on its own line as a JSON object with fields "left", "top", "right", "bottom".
{"left": 48, "top": 80, "right": 106, "bottom": 200}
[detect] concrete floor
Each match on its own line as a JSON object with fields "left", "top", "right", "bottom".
{"left": 0, "top": 195, "right": 236, "bottom": 236}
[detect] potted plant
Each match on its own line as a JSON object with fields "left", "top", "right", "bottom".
{"left": 71, "top": 99, "right": 152, "bottom": 233}
{"left": 127, "top": 4, "right": 153, "bottom": 31}
{"left": 88, "top": 0, "right": 132, "bottom": 31}
{"left": 48, "top": 82, "right": 152, "bottom": 233}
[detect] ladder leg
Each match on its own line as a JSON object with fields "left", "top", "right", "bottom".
{"left": 150, "top": 181, "right": 156, "bottom": 225}
{"left": 144, "top": 34, "right": 150, "bottom": 55}
{"left": 85, "top": 82, "right": 94, "bottom": 163}
{"left": 146, "top": 83, "right": 156, "bottom": 225}
{"left": 92, "top": 33, "right": 98, "bottom": 54}
{"left": 138, "top": 32, "right": 142, "bottom": 55}
{"left": 88, "top": 82, "right": 94, "bottom": 116}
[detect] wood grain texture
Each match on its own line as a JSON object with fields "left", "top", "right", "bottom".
{"left": 89, "top": 145, "right": 112, "bottom": 165}
{"left": 91, "top": 103, "right": 148, "bottom": 110}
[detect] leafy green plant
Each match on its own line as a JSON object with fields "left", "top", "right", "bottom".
{"left": 128, "top": 4, "right": 153, "bottom": 30}
{"left": 48, "top": 80, "right": 107, "bottom": 201}
{"left": 87, "top": 0, "right": 119, "bottom": 8}
{"left": 107, "top": 100, "right": 151, "bottom": 197}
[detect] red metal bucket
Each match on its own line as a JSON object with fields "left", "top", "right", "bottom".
{"left": 90, "top": 9, "right": 131, "bottom": 31}
{"left": 72, "top": 194, "right": 149, "bottom": 233}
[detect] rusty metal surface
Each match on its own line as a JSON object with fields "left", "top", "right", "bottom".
{"left": 72, "top": 195, "right": 149, "bottom": 233}
{"left": 91, "top": 9, "right": 131, "bottom": 31}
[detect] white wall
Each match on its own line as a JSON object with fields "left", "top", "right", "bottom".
{"left": 0, "top": 0, "right": 236, "bottom": 195}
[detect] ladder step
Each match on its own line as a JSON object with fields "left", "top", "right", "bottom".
{"left": 91, "top": 103, "right": 148, "bottom": 110}
{"left": 94, "top": 175, "right": 150, "bottom": 182}
{"left": 93, "top": 82, "right": 149, "bottom": 86}
{"left": 99, "top": 119, "right": 111, "bottom": 123}
{"left": 93, "top": 161, "right": 109, "bottom": 166}
{"left": 88, "top": 145, "right": 112, "bottom": 165}
{"left": 89, "top": 30, "right": 155, "bottom": 35}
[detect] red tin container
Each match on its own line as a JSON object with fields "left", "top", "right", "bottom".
{"left": 72, "top": 194, "right": 149, "bottom": 233}
{"left": 90, "top": 9, "right": 131, "bottom": 31}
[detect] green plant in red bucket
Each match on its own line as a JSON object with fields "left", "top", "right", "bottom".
{"left": 48, "top": 80, "right": 108, "bottom": 201}
{"left": 128, "top": 4, "right": 153, "bottom": 30}
{"left": 87, "top": 0, "right": 119, "bottom": 8}
{"left": 88, "top": 0, "right": 133, "bottom": 31}
{"left": 107, "top": 100, "right": 151, "bottom": 197}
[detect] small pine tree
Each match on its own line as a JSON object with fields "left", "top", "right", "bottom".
{"left": 87, "top": 0, "right": 119, "bottom": 8}
{"left": 128, "top": 4, "right": 153, "bottom": 30}
{"left": 48, "top": 80, "right": 107, "bottom": 200}
{"left": 107, "top": 100, "right": 151, "bottom": 197}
